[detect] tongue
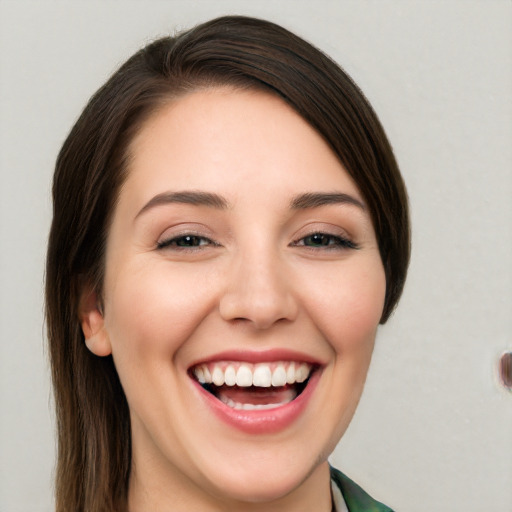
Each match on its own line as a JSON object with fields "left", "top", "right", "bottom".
{"left": 217, "top": 385, "right": 297, "bottom": 406}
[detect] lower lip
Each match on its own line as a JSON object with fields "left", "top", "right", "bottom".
{"left": 191, "top": 370, "right": 321, "bottom": 434}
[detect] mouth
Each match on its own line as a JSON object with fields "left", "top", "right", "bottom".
{"left": 189, "top": 361, "right": 316, "bottom": 411}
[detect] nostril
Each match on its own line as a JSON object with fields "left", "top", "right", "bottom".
{"left": 219, "top": 293, "right": 297, "bottom": 329}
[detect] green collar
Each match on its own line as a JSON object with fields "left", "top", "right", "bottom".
{"left": 330, "top": 466, "right": 394, "bottom": 512}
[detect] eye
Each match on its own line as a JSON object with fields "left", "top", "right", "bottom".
{"left": 157, "top": 234, "right": 215, "bottom": 250}
{"left": 293, "top": 232, "right": 358, "bottom": 250}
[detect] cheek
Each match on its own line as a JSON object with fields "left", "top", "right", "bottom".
{"left": 303, "top": 258, "right": 386, "bottom": 354}
{"left": 103, "top": 261, "right": 216, "bottom": 361}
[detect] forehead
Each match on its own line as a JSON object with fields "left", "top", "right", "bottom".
{"left": 122, "top": 87, "right": 362, "bottom": 208}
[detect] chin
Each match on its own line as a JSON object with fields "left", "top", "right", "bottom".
{"left": 207, "top": 469, "right": 309, "bottom": 504}
{"left": 196, "top": 446, "right": 327, "bottom": 505}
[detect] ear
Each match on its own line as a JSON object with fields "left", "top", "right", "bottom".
{"left": 79, "top": 285, "right": 112, "bottom": 357}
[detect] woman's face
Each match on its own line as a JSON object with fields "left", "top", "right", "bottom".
{"left": 83, "top": 87, "right": 386, "bottom": 507}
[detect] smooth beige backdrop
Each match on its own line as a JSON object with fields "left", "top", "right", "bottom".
{"left": 1, "top": 1, "right": 511, "bottom": 510}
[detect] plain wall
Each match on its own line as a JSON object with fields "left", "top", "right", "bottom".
{"left": 1, "top": 1, "right": 511, "bottom": 510}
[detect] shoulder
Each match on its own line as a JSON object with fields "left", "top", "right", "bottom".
{"left": 330, "top": 465, "right": 395, "bottom": 512}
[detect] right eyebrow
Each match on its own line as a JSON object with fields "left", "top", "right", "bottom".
{"left": 135, "top": 190, "right": 230, "bottom": 219}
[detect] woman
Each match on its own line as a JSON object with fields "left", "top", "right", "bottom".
{"left": 46, "top": 15, "right": 409, "bottom": 512}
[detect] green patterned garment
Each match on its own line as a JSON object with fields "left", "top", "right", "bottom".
{"left": 330, "top": 466, "right": 394, "bottom": 512}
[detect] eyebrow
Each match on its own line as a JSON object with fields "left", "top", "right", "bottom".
{"left": 290, "top": 192, "right": 365, "bottom": 210}
{"left": 135, "top": 190, "right": 230, "bottom": 219}
{"left": 135, "top": 190, "right": 365, "bottom": 219}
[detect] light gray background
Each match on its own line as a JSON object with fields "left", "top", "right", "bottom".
{"left": 1, "top": 1, "right": 511, "bottom": 511}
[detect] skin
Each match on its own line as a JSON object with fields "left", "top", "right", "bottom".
{"left": 80, "top": 87, "right": 386, "bottom": 511}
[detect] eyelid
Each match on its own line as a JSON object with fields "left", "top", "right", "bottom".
{"left": 292, "top": 220, "right": 355, "bottom": 239}
{"left": 157, "top": 234, "right": 216, "bottom": 250}
{"left": 292, "top": 233, "right": 358, "bottom": 249}
{"left": 290, "top": 222, "right": 360, "bottom": 251}
{"left": 155, "top": 224, "right": 220, "bottom": 250}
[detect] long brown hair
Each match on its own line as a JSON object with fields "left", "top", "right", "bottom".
{"left": 46, "top": 15, "right": 410, "bottom": 511}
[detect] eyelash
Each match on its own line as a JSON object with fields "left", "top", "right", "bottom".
{"left": 156, "top": 232, "right": 358, "bottom": 251}
{"left": 291, "top": 232, "right": 359, "bottom": 251}
{"left": 156, "top": 234, "right": 217, "bottom": 250}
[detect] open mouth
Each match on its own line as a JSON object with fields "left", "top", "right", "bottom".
{"left": 190, "top": 361, "right": 315, "bottom": 411}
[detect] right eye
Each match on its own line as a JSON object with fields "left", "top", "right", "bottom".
{"left": 157, "top": 234, "right": 215, "bottom": 250}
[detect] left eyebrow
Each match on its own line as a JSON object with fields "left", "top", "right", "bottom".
{"left": 290, "top": 192, "right": 366, "bottom": 211}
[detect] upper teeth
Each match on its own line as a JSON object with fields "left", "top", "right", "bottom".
{"left": 192, "top": 361, "right": 312, "bottom": 388}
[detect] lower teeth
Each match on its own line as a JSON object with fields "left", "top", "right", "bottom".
{"left": 220, "top": 397, "right": 292, "bottom": 410}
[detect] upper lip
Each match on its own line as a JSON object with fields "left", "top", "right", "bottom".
{"left": 187, "top": 349, "right": 324, "bottom": 369}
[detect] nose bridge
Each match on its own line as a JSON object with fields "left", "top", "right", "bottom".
{"left": 219, "top": 236, "right": 297, "bottom": 328}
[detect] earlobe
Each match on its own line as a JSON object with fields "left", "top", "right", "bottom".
{"left": 79, "top": 286, "right": 112, "bottom": 357}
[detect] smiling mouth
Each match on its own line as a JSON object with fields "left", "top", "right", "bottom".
{"left": 190, "top": 361, "right": 315, "bottom": 410}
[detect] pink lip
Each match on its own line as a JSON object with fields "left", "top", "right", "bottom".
{"left": 190, "top": 366, "right": 322, "bottom": 435}
{"left": 188, "top": 348, "right": 323, "bottom": 367}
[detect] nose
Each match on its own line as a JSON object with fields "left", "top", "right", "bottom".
{"left": 219, "top": 246, "right": 298, "bottom": 330}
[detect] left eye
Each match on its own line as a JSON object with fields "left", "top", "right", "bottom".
{"left": 294, "top": 233, "right": 357, "bottom": 249}
{"left": 157, "top": 235, "right": 213, "bottom": 249}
